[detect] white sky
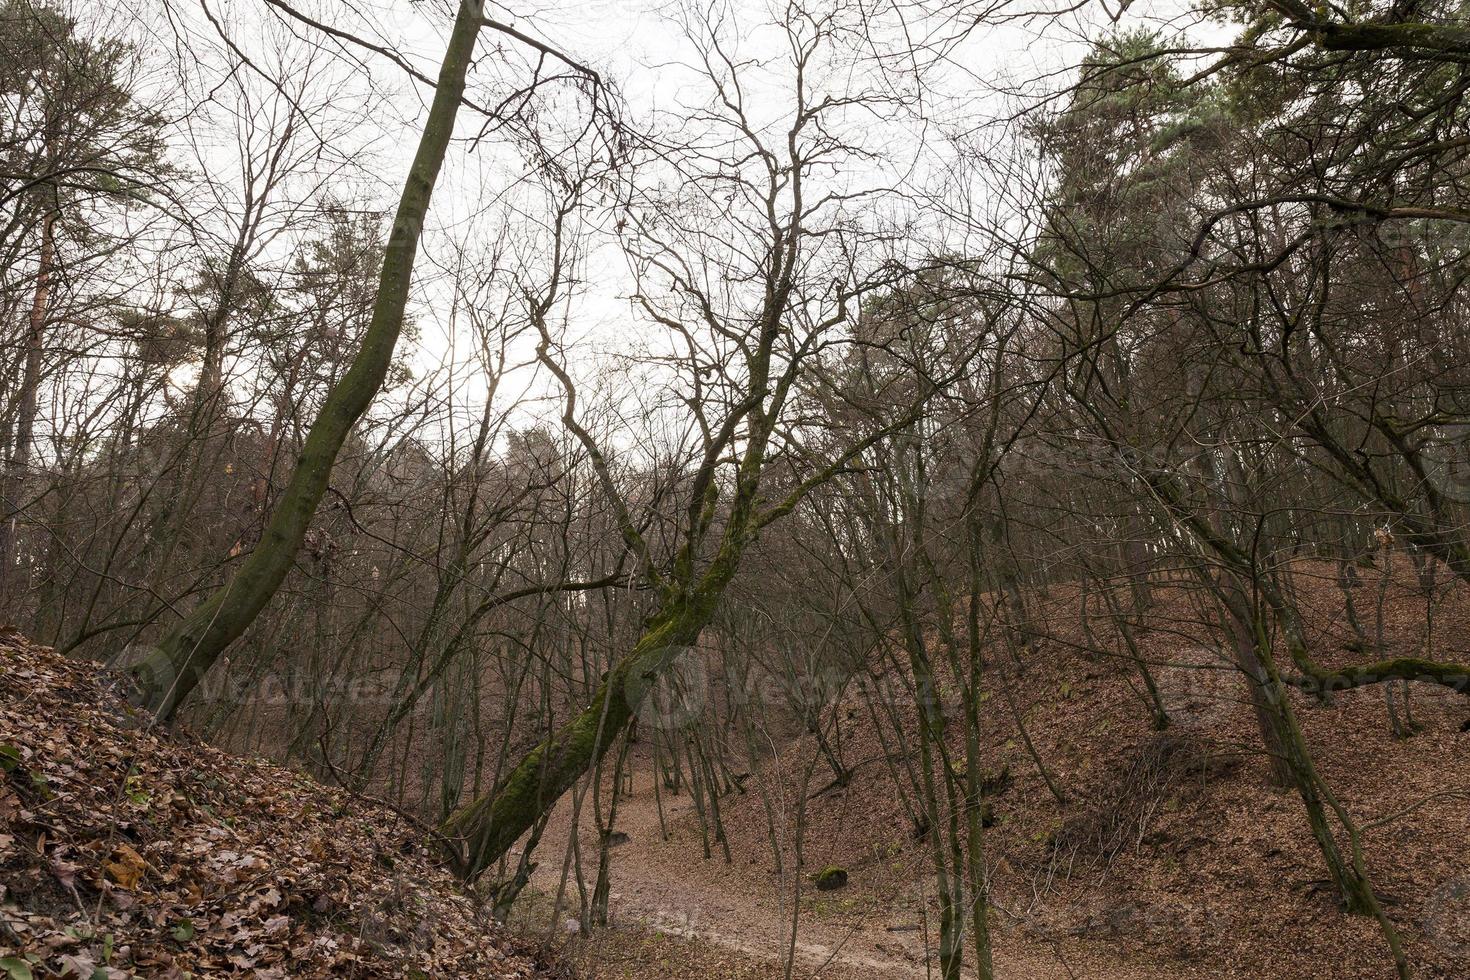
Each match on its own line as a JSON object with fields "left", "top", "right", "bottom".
{"left": 88, "top": 0, "right": 1235, "bottom": 451}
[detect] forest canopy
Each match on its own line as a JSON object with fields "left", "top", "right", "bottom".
{"left": 2, "top": 0, "right": 1469, "bottom": 977}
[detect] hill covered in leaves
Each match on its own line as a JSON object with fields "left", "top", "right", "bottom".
{"left": 0, "top": 631, "right": 547, "bottom": 980}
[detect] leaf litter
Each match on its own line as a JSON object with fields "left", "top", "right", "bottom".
{"left": 0, "top": 631, "right": 548, "bottom": 979}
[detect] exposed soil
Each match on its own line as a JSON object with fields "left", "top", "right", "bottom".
{"left": 530, "top": 763, "right": 1196, "bottom": 979}
{"left": 5, "top": 555, "right": 1470, "bottom": 980}
{"left": 524, "top": 559, "right": 1470, "bottom": 979}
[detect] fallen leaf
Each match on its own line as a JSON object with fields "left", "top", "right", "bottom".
{"left": 103, "top": 843, "right": 146, "bottom": 890}
{"left": 0, "top": 956, "right": 34, "bottom": 980}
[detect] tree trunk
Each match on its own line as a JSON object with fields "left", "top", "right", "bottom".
{"left": 443, "top": 588, "right": 723, "bottom": 879}
{"left": 0, "top": 210, "right": 55, "bottom": 611}
{"left": 129, "top": 0, "right": 485, "bottom": 721}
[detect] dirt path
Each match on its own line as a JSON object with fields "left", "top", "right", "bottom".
{"left": 529, "top": 767, "right": 1188, "bottom": 980}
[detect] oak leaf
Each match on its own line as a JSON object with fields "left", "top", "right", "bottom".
{"left": 103, "top": 844, "right": 146, "bottom": 890}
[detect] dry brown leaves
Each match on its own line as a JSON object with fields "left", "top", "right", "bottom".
{"left": 0, "top": 632, "right": 546, "bottom": 979}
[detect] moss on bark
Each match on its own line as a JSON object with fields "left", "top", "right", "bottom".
{"left": 444, "top": 587, "right": 727, "bottom": 879}
{"left": 131, "top": 1, "right": 486, "bottom": 722}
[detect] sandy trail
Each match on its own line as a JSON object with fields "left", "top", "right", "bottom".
{"left": 529, "top": 767, "right": 1185, "bottom": 980}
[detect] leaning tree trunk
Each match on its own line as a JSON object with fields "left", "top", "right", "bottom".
{"left": 129, "top": 0, "right": 485, "bottom": 721}
{"left": 443, "top": 584, "right": 727, "bottom": 879}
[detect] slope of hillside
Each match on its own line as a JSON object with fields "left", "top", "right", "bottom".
{"left": 528, "top": 562, "right": 1470, "bottom": 979}
{"left": 6, "top": 561, "right": 1469, "bottom": 980}
{"left": 0, "top": 631, "right": 546, "bottom": 980}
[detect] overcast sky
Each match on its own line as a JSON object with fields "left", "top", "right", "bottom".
{"left": 101, "top": 0, "right": 1228, "bottom": 445}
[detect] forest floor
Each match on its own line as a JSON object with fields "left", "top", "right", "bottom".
{"left": 523, "top": 762, "right": 1194, "bottom": 980}
{"left": 4, "top": 559, "right": 1470, "bottom": 980}
{"left": 518, "top": 561, "right": 1470, "bottom": 980}
{"left": 0, "top": 631, "right": 548, "bottom": 979}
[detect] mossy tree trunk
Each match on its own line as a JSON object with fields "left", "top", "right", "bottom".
{"left": 441, "top": 141, "right": 789, "bottom": 878}
{"left": 444, "top": 550, "right": 740, "bottom": 878}
{"left": 130, "top": 1, "right": 486, "bottom": 721}
{"left": 1113, "top": 439, "right": 1420, "bottom": 918}
{"left": 961, "top": 519, "right": 995, "bottom": 980}
{"left": 435, "top": 13, "right": 917, "bottom": 881}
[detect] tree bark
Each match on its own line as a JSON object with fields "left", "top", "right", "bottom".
{"left": 130, "top": 0, "right": 485, "bottom": 721}
{"left": 0, "top": 209, "right": 55, "bottom": 610}
{"left": 443, "top": 584, "right": 726, "bottom": 879}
